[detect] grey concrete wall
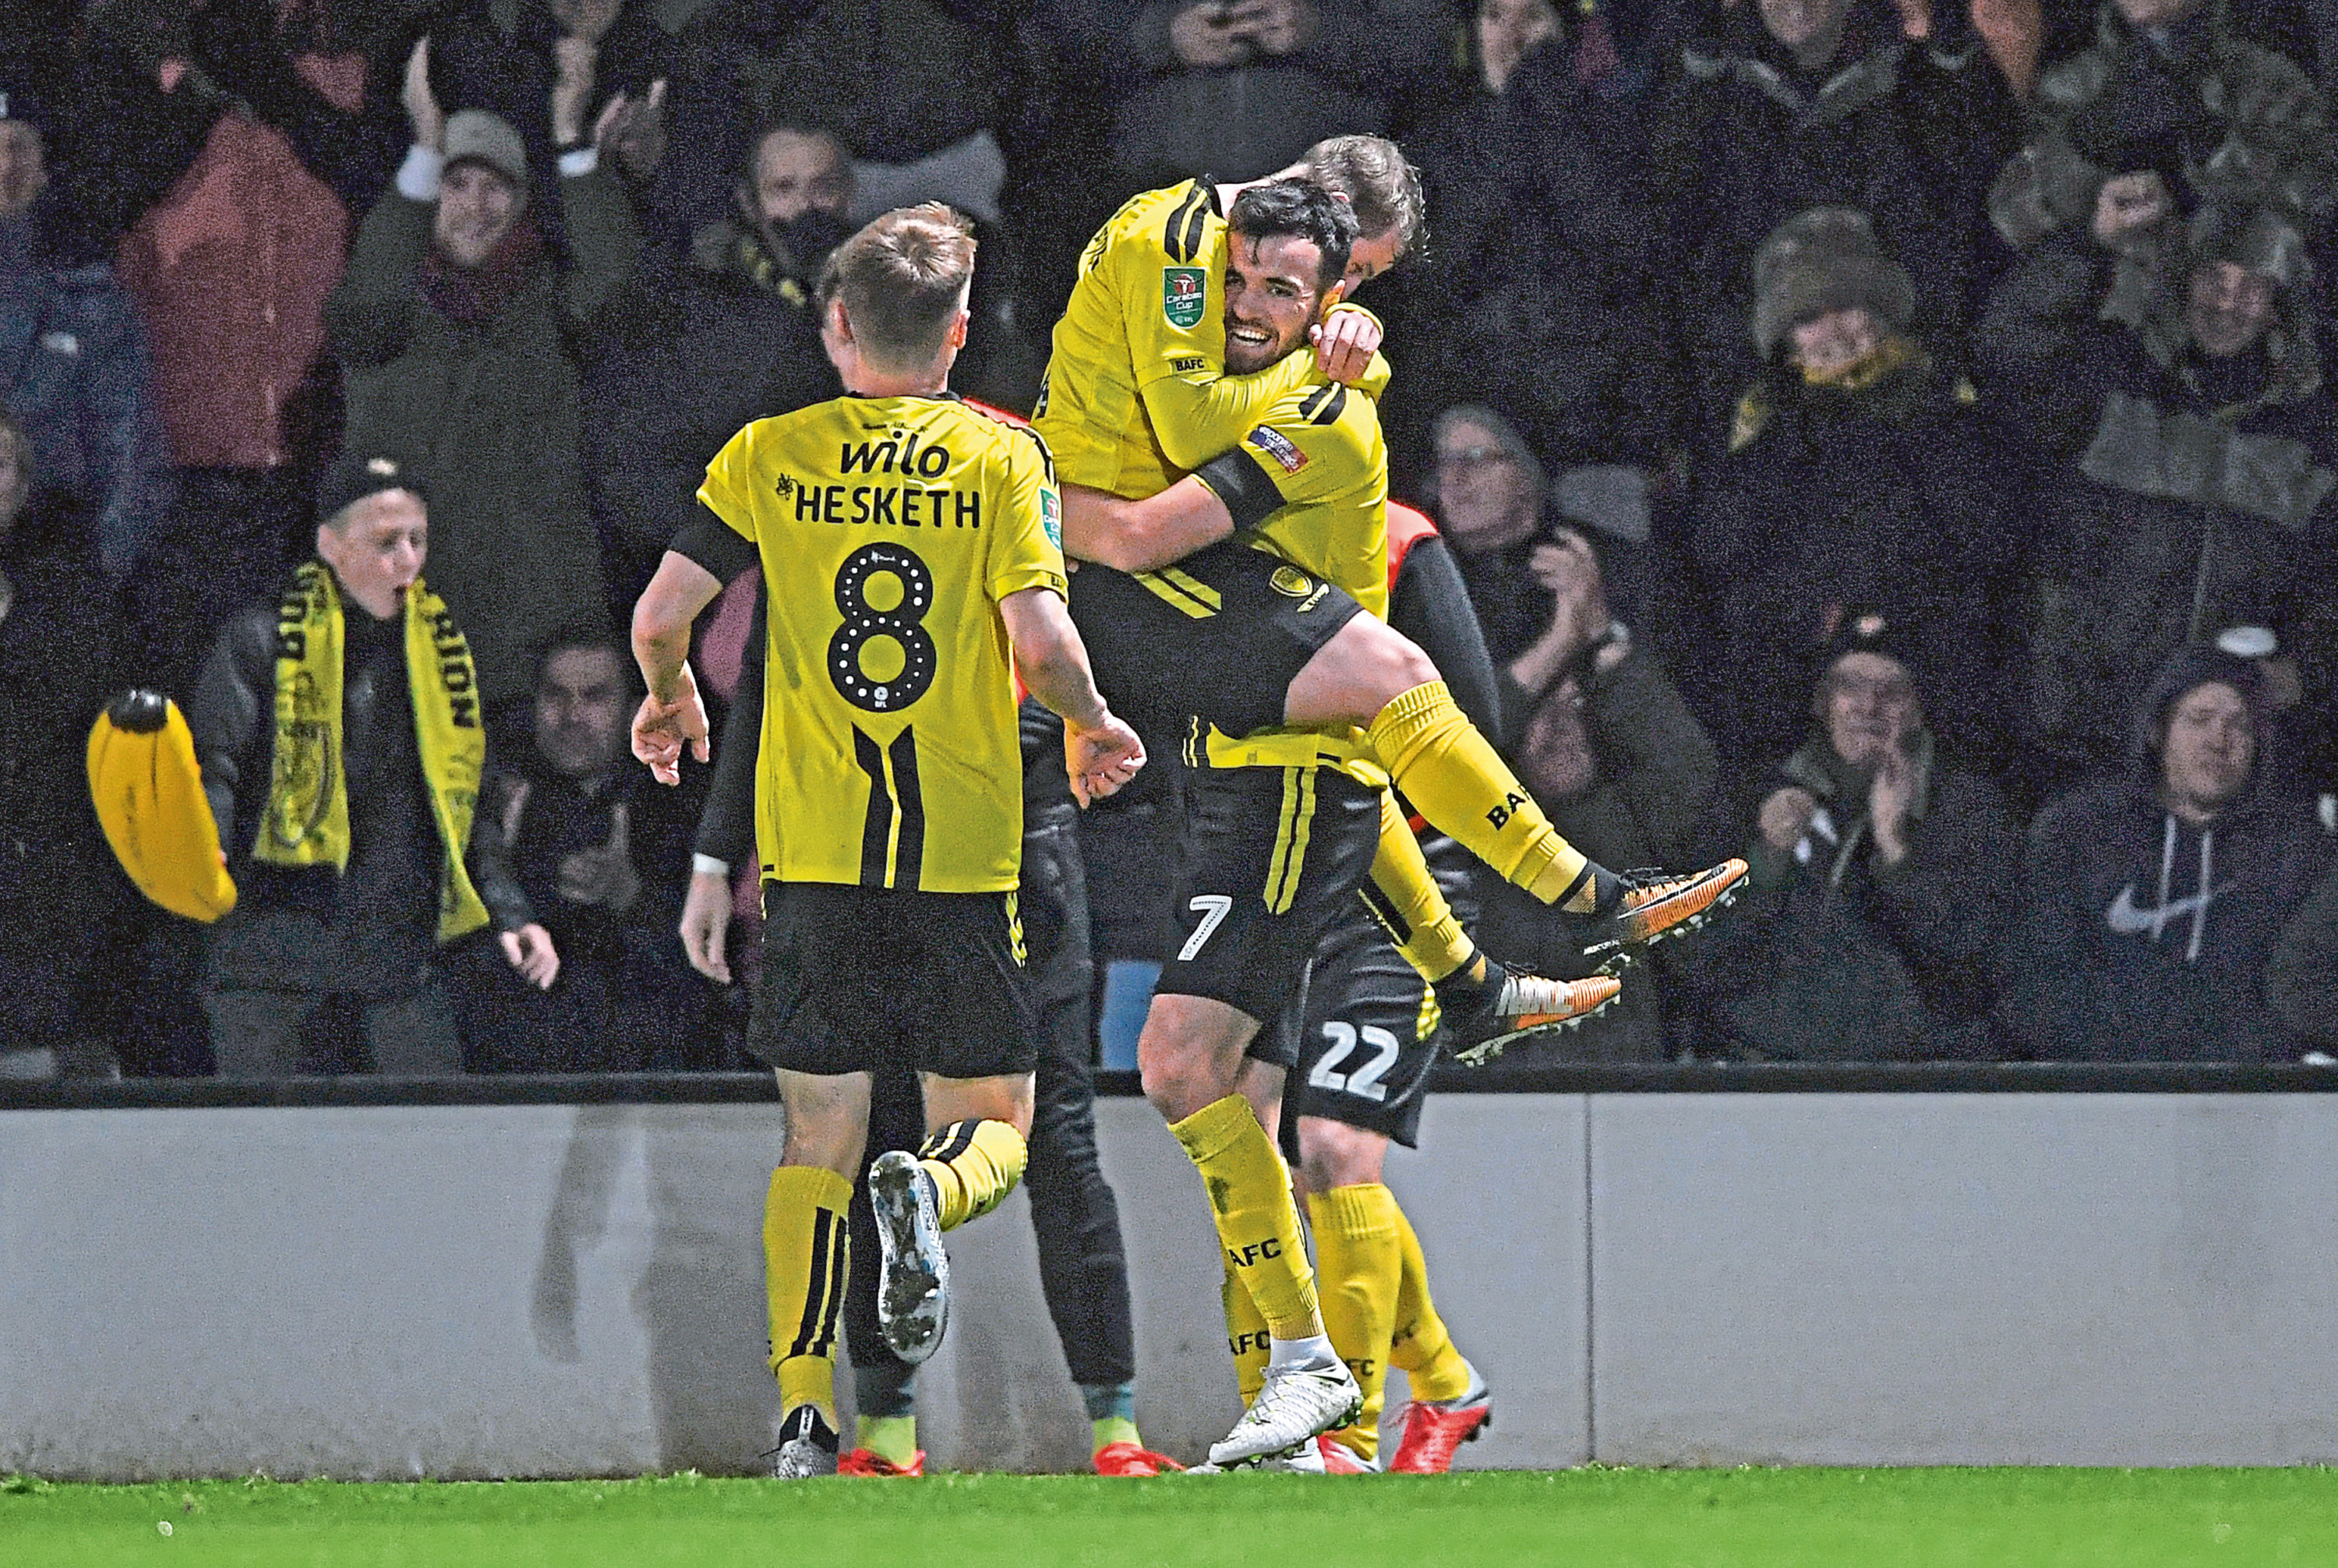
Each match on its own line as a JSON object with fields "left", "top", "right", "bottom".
{"left": 3, "top": 1093, "right": 2330, "bottom": 1478}
{"left": 1588, "top": 1093, "right": 2338, "bottom": 1467}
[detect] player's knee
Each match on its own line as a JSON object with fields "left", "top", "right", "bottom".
{"left": 778, "top": 1070, "right": 870, "bottom": 1177}
{"left": 1289, "top": 618, "right": 1439, "bottom": 729}
{"left": 1295, "top": 1114, "right": 1388, "bottom": 1189}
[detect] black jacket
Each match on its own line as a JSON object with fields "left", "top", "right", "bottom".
{"left": 188, "top": 586, "right": 532, "bottom": 999}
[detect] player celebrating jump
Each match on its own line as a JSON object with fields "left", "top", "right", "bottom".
{"left": 628, "top": 204, "right": 1144, "bottom": 1478}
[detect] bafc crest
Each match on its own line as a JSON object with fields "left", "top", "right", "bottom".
{"left": 1163, "top": 267, "right": 1206, "bottom": 329}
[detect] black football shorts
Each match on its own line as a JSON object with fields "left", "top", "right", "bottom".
{"left": 749, "top": 883, "right": 1039, "bottom": 1079}
{"left": 1067, "top": 537, "right": 1366, "bottom": 740}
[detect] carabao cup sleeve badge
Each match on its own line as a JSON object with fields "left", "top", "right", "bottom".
{"left": 1163, "top": 267, "right": 1206, "bottom": 329}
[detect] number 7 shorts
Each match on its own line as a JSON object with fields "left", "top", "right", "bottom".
{"left": 1156, "top": 761, "right": 1382, "bottom": 1061}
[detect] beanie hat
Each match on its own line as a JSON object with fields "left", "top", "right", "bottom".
{"left": 2131, "top": 643, "right": 2269, "bottom": 765}
{"left": 1428, "top": 403, "right": 1545, "bottom": 504}
{"left": 1751, "top": 207, "right": 1916, "bottom": 359}
{"left": 316, "top": 451, "right": 426, "bottom": 524}
{"left": 1810, "top": 606, "right": 1933, "bottom": 712}
{"left": 442, "top": 109, "right": 529, "bottom": 194}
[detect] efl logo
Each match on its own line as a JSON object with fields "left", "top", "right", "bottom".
{"left": 1163, "top": 267, "right": 1206, "bottom": 329}
{"left": 1247, "top": 426, "right": 1307, "bottom": 474}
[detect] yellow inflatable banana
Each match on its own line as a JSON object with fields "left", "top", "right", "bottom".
{"left": 87, "top": 689, "right": 237, "bottom": 923}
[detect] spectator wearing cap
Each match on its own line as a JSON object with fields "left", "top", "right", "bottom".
{"left": 1646, "top": 0, "right": 2016, "bottom": 450}
{"left": 0, "top": 69, "right": 170, "bottom": 583}
{"left": 185, "top": 452, "right": 556, "bottom": 1077}
{"left": 66, "top": 0, "right": 408, "bottom": 692}
{"left": 2004, "top": 643, "right": 2336, "bottom": 1061}
{"left": 1693, "top": 611, "right": 2018, "bottom": 1061}
{"left": 0, "top": 411, "right": 124, "bottom": 1079}
{"left": 1687, "top": 207, "right": 2020, "bottom": 805}
{"left": 329, "top": 58, "right": 639, "bottom": 715}
{"left": 1977, "top": 198, "right": 2338, "bottom": 795}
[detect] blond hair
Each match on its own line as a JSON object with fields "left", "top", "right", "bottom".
{"left": 1301, "top": 136, "right": 1427, "bottom": 261}
{"left": 819, "top": 203, "right": 979, "bottom": 371}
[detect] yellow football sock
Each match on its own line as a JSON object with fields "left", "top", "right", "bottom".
{"left": 917, "top": 1118, "right": 1028, "bottom": 1231}
{"left": 764, "top": 1165, "right": 853, "bottom": 1425}
{"left": 1092, "top": 1414, "right": 1141, "bottom": 1454}
{"left": 1168, "top": 1094, "right": 1323, "bottom": 1340}
{"left": 1222, "top": 1259, "right": 1272, "bottom": 1407}
{"left": 1366, "top": 680, "right": 1598, "bottom": 909}
{"left": 856, "top": 1414, "right": 920, "bottom": 1467}
{"left": 1386, "top": 1198, "right": 1474, "bottom": 1403}
{"left": 1360, "top": 788, "right": 1478, "bottom": 984}
{"left": 1308, "top": 1184, "right": 1403, "bottom": 1464}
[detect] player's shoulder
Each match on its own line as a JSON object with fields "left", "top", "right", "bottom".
{"left": 952, "top": 397, "right": 1057, "bottom": 481}
{"left": 1101, "top": 179, "right": 1217, "bottom": 265}
{"left": 1266, "top": 378, "right": 1382, "bottom": 447}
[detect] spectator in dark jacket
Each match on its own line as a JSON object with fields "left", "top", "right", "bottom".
{"left": 1476, "top": 524, "right": 1718, "bottom": 1064}
{"left": 0, "top": 413, "right": 122, "bottom": 1079}
{"left": 0, "top": 72, "right": 168, "bottom": 581}
{"left": 1990, "top": 0, "right": 2336, "bottom": 259}
{"left": 1976, "top": 200, "right": 2338, "bottom": 792}
{"left": 1691, "top": 207, "right": 2022, "bottom": 803}
{"left": 68, "top": 0, "right": 408, "bottom": 689}
{"left": 581, "top": 121, "right": 844, "bottom": 609}
{"left": 2006, "top": 643, "right": 2335, "bottom": 1061}
{"left": 1376, "top": 0, "right": 1679, "bottom": 493}
{"left": 1701, "top": 611, "right": 2018, "bottom": 1061}
{"left": 329, "top": 78, "right": 638, "bottom": 714}
{"left": 189, "top": 451, "right": 556, "bottom": 1078}
{"left": 1105, "top": 0, "right": 1445, "bottom": 187}
{"left": 2266, "top": 849, "right": 2338, "bottom": 1047}
{"left": 1648, "top": 0, "right": 2015, "bottom": 447}
{"left": 427, "top": 0, "right": 672, "bottom": 245}
{"left": 450, "top": 631, "right": 702, "bottom": 1071}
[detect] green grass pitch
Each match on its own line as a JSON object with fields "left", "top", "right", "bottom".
{"left": 6, "top": 1467, "right": 2333, "bottom": 1566}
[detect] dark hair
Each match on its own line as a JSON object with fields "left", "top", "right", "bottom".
{"left": 1227, "top": 180, "right": 1358, "bottom": 291}
{"left": 1300, "top": 135, "right": 1426, "bottom": 263}
{"left": 534, "top": 627, "right": 635, "bottom": 692}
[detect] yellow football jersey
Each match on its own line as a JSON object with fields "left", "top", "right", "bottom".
{"left": 1033, "top": 181, "right": 1383, "bottom": 500}
{"left": 698, "top": 395, "right": 1067, "bottom": 893}
{"left": 1205, "top": 379, "right": 1390, "bottom": 622}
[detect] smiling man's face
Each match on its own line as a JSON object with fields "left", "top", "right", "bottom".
{"left": 1223, "top": 231, "right": 1335, "bottom": 374}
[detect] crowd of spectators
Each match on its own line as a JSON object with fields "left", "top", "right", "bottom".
{"left": 2, "top": 0, "right": 2336, "bottom": 1079}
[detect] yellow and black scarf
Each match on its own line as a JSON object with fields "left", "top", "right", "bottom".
{"left": 253, "top": 561, "right": 491, "bottom": 943}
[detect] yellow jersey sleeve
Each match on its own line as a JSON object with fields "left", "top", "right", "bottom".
{"left": 985, "top": 425, "right": 1071, "bottom": 604}
{"left": 1191, "top": 378, "right": 1390, "bottom": 619}
{"left": 697, "top": 423, "right": 762, "bottom": 541}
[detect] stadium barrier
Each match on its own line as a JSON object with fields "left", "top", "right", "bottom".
{"left": 5, "top": 1068, "right": 2336, "bottom": 1478}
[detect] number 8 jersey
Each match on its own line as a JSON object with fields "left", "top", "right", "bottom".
{"left": 698, "top": 394, "right": 1068, "bottom": 894}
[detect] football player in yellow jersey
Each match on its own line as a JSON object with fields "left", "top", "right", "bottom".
{"left": 1037, "top": 139, "right": 1745, "bottom": 1053}
{"left": 627, "top": 206, "right": 1145, "bottom": 1479}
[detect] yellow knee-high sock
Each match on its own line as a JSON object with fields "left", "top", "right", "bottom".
{"left": 1222, "top": 1260, "right": 1272, "bottom": 1407}
{"left": 1361, "top": 789, "right": 1480, "bottom": 984}
{"left": 1386, "top": 1197, "right": 1474, "bottom": 1402}
{"left": 1168, "top": 1094, "right": 1322, "bottom": 1340}
{"left": 765, "top": 1165, "right": 853, "bottom": 1424}
{"left": 1307, "top": 1184, "right": 1403, "bottom": 1463}
{"left": 917, "top": 1118, "right": 1028, "bottom": 1230}
{"left": 1366, "top": 681, "right": 1600, "bottom": 909}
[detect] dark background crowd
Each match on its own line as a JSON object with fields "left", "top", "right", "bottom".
{"left": 3, "top": 0, "right": 2336, "bottom": 1080}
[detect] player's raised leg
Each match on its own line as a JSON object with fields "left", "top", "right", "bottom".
{"left": 1289, "top": 618, "right": 1746, "bottom": 952}
{"left": 871, "top": 1069, "right": 1034, "bottom": 1365}
{"left": 764, "top": 1067, "right": 870, "bottom": 1479}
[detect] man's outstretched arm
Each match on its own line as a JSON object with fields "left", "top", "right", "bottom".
{"left": 1060, "top": 429, "right": 1294, "bottom": 573}
{"left": 997, "top": 586, "right": 1147, "bottom": 806}
{"left": 630, "top": 548, "right": 726, "bottom": 784}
